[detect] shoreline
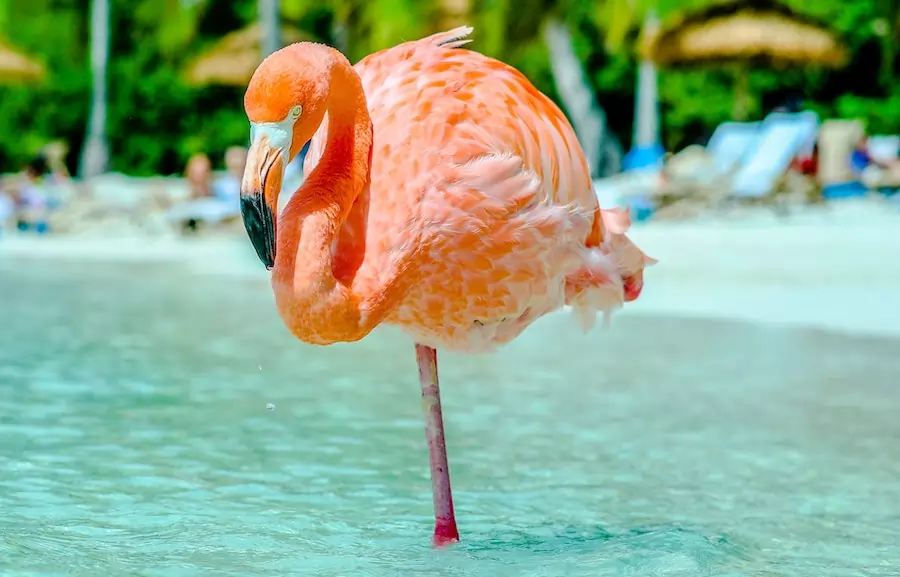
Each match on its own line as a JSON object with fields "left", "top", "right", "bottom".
{"left": 2, "top": 200, "right": 898, "bottom": 339}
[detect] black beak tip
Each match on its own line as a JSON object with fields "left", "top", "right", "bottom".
{"left": 240, "top": 194, "right": 277, "bottom": 269}
{"left": 258, "top": 251, "right": 275, "bottom": 270}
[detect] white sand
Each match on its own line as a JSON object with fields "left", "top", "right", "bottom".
{"left": 625, "top": 200, "right": 900, "bottom": 338}
{"left": 2, "top": 199, "right": 898, "bottom": 338}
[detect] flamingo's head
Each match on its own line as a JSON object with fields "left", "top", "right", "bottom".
{"left": 240, "top": 43, "right": 332, "bottom": 269}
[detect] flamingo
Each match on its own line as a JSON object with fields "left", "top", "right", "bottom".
{"left": 239, "top": 26, "right": 655, "bottom": 547}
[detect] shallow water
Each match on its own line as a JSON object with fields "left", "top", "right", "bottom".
{"left": 1, "top": 258, "right": 899, "bottom": 576}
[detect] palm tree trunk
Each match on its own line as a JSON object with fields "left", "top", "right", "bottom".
{"left": 435, "top": 0, "right": 470, "bottom": 30}
{"left": 542, "top": 18, "right": 621, "bottom": 178}
{"left": 633, "top": 12, "right": 660, "bottom": 149}
{"left": 876, "top": 0, "right": 899, "bottom": 90}
{"left": 259, "top": 0, "right": 280, "bottom": 58}
{"left": 79, "top": 0, "right": 109, "bottom": 178}
{"left": 732, "top": 64, "right": 750, "bottom": 121}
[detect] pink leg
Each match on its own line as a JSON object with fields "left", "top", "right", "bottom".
{"left": 415, "top": 343, "right": 460, "bottom": 547}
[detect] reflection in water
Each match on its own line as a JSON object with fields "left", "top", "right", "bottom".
{"left": 1, "top": 259, "right": 899, "bottom": 576}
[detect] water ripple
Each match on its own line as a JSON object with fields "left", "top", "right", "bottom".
{"left": 1, "top": 260, "right": 899, "bottom": 575}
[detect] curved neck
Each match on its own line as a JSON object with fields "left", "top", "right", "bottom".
{"left": 273, "top": 53, "right": 373, "bottom": 293}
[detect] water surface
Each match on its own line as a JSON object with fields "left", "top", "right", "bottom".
{"left": 1, "top": 258, "right": 898, "bottom": 576}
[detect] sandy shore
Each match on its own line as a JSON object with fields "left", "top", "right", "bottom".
{"left": 624, "top": 201, "right": 900, "bottom": 338}
{"left": 2, "top": 199, "right": 898, "bottom": 338}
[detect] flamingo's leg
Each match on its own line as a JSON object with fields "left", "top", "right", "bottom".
{"left": 415, "top": 343, "right": 460, "bottom": 547}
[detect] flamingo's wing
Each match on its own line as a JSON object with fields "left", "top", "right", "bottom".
{"left": 307, "top": 28, "right": 651, "bottom": 325}
{"left": 303, "top": 26, "right": 475, "bottom": 180}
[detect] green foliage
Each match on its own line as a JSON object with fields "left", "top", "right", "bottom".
{"left": 106, "top": 53, "right": 194, "bottom": 175}
{"left": 836, "top": 91, "right": 900, "bottom": 134}
{"left": 659, "top": 70, "right": 734, "bottom": 146}
{"left": 591, "top": 0, "right": 900, "bottom": 149}
{"left": 0, "top": 0, "right": 89, "bottom": 170}
{"left": 474, "top": 0, "right": 510, "bottom": 58}
{"left": 0, "top": 0, "right": 897, "bottom": 174}
{"left": 0, "top": 78, "right": 91, "bottom": 169}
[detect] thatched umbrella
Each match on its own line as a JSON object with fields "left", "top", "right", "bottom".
{"left": 641, "top": 0, "right": 847, "bottom": 120}
{"left": 183, "top": 22, "right": 312, "bottom": 87}
{"left": 0, "top": 38, "right": 45, "bottom": 84}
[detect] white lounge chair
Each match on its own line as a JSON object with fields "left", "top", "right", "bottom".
{"left": 656, "top": 121, "right": 761, "bottom": 196}
{"left": 728, "top": 110, "right": 820, "bottom": 202}
{"left": 597, "top": 121, "right": 764, "bottom": 220}
{"left": 705, "top": 121, "right": 763, "bottom": 176}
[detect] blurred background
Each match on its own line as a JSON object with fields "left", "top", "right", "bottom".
{"left": 1, "top": 1, "right": 899, "bottom": 575}
{"left": 1, "top": 0, "right": 899, "bottom": 231}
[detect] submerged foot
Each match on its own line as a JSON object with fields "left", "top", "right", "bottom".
{"left": 433, "top": 518, "right": 460, "bottom": 547}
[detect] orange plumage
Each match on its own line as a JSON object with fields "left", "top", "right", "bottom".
{"left": 288, "top": 27, "right": 654, "bottom": 352}
{"left": 239, "top": 26, "right": 654, "bottom": 545}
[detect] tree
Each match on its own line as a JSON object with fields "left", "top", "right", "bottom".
{"left": 79, "top": 0, "right": 110, "bottom": 177}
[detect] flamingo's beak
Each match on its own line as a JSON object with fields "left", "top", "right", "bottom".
{"left": 241, "top": 136, "right": 285, "bottom": 270}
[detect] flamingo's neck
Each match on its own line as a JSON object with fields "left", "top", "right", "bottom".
{"left": 272, "top": 52, "right": 373, "bottom": 311}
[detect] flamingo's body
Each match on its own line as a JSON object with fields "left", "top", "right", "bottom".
{"left": 239, "top": 27, "right": 653, "bottom": 546}
{"left": 301, "top": 28, "right": 651, "bottom": 352}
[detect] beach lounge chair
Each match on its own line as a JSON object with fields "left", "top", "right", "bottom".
{"left": 645, "top": 112, "right": 820, "bottom": 219}
{"left": 601, "top": 112, "right": 821, "bottom": 220}
{"left": 658, "top": 121, "right": 762, "bottom": 195}
{"left": 602, "top": 121, "right": 763, "bottom": 220}
{"left": 726, "top": 110, "right": 820, "bottom": 205}
{"left": 618, "top": 121, "right": 763, "bottom": 220}
{"left": 704, "top": 121, "right": 764, "bottom": 177}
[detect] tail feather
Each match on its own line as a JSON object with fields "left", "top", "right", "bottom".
{"left": 565, "top": 205, "right": 656, "bottom": 331}
{"left": 565, "top": 248, "right": 624, "bottom": 332}
{"left": 427, "top": 26, "right": 475, "bottom": 49}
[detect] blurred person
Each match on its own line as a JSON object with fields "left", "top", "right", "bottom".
{"left": 41, "top": 141, "right": 72, "bottom": 184}
{"left": 852, "top": 135, "right": 900, "bottom": 190}
{"left": 772, "top": 94, "right": 803, "bottom": 114}
{"left": 795, "top": 142, "right": 818, "bottom": 177}
{"left": 35, "top": 145, "right": 69, "bottom": 211}
{"left": 0, "top": 177, "right": 14, "bottom": 236}
{"left": 169, "top": 150, "right": 243, "bottom": 234}
{"left": 175, "top": 153, "right": 214, "bottom": 232}
{"left": 850, "top": 135, "right": 872, "bottom": 173}
{"left": 185, "top": 153, "right": 213, "bottom": 200}
{"left": 14, "top": 157, "right": 51, "bottom": 235}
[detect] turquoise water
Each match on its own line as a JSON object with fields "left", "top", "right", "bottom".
{"left": 1, "top": 257, "right": 899, "bottom": 576}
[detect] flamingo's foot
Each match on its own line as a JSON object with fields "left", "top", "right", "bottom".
{"left": 433, "top": 517, "right": 460, "bottom": 547}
